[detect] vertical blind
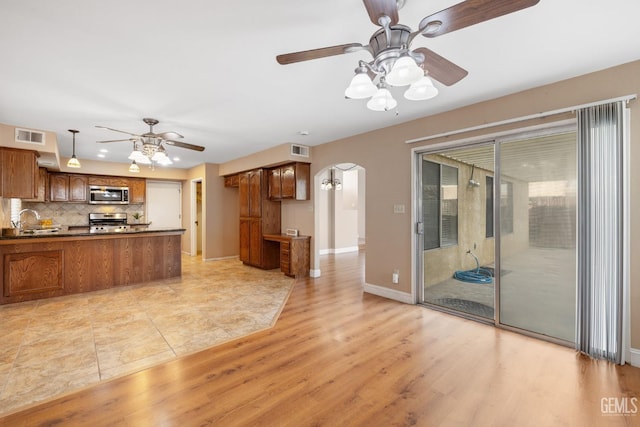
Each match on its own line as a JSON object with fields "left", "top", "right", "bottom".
{"left": 576, "top": 101, "right": 625, "bottom": 363}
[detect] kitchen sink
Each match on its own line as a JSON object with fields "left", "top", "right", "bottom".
{"left": 21, "top": 228, "right": 61, "bottom": 235}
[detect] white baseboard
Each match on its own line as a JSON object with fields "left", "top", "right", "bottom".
{"left": 629, "top": 348, "right": 640, "bottom": 368}
{"left": 319, "top": 246, "right": 360, "bottom": 255}
{"left": 364, "top": 282, "right": 414, "bottom": 304}
{"left": 202, "top": 255, "right": 239, "bottom": 262}
{"left": 310, "top": 269, "right": 321, "bottom": 278}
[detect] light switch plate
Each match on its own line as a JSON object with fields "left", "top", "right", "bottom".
{"left": 393, "top": 204, "right": 405, "bottom": 214}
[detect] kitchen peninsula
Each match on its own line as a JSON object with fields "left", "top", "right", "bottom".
{"left": 0, "top": 228, "right": 184, "bottom": 305}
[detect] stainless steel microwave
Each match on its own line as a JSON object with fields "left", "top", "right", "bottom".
{"left": 89, "top": 186, "right": 129, "bottom": 204}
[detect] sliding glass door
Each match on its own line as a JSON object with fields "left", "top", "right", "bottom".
{"left": 498, "top": 132, "right": 577, "bottom": 342}
{"left": 417, "top": 128, "right": 577, "bottom": 343}
{"left": 420, "top": 144, "right": 495, "bottom": 320}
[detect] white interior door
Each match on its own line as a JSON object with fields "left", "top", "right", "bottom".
{"left": 146, "top": 180, "right": 182, "bottom": 229}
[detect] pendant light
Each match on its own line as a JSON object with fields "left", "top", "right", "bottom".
{"left": 128, "top": 160, "right": 140, "bottom": 173}
{"left": 67, "top": 129, "right": 81, "bottom": 168}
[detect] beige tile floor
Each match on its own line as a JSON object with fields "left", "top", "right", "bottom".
{"left": 0, "top": 256, "right": 294, "bottom": 416}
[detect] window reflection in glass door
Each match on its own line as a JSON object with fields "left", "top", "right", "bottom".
{"left": 421, "top": 146, "right": 495, "bottom": 320}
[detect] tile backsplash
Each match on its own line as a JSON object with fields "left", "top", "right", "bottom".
{"left": 21, "top": 202, "right": 146, "bottom": 227}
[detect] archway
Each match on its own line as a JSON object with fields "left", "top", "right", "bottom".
{"left": 312, "top": 163, "right": 366, "bottom": 277}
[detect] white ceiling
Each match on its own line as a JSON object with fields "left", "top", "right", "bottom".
{"left": 1, "top": 0, "right": 639, "bottom": 169}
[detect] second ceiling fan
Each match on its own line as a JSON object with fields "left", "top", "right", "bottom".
{"left": 277, "top": 0, "right": 540, "bottom": 111}
{"left": 96, "top": 118, "right": 205, "bottom": 167}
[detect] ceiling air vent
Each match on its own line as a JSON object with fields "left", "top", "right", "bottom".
{"left": 15, "top": 128, "right": 45, "bottom": 145}
{"left": 290, "top": 144, "right": 309, "bottom": 158}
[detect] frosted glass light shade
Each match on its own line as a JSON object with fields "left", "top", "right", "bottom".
{"left": 345, "top": 73, "right": 377, "bottom": 99}
{"left": 404, "top": 76, "right": 439, "bottom": 101}
{"left": 67, "top": 155, "right": 81, "bottom": 168}
{"left": 128, "top": 160, "right": 140, "bottom": 173}
{"left": 129, "top": 149, "right": 151, "bottom": 164}
{"left": 386, "top": 56, "right": 423, "bottom": 86}
{"left": 366, "top": 88, "right": 397, "bottom": 111}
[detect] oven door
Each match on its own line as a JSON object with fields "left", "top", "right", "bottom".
{"left": 89, "top": 186, "right": 129, "bottom": 204}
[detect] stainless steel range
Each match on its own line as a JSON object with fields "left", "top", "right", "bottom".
{"left": 89, "top": 213, "right": 130, "bottom": 233}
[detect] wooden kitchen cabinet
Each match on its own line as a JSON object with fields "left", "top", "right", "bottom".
{"left": 263, "top": 234, "right": 311, "bottom": 278}
{"left": 268, "top": 162, "right": 310, "bottom": 201}
{"left": 49, "top": 173, "right": 87, "bottom": 202}
{"left": 0, "top": 147, "right": 38, "bottom": 199}
{"left": 128, "top": 178, "right": 146, "bottom": 204}
{"left": 88, "top": 175, "right": 128, "bottom": 187}
{"left": 223, "top": 174, "right": 239, "bottom": 188}
{"left": 69, "top": 174, "right": 87, "bottom": 202}
{"left": 25, "top": 167, "right": 49, "bottom": 202}
{"left": 238, "top": 169, "right": 280, "bottom": 269}
{"left": 49, "top": 173, "right": 69, "bottom": 201}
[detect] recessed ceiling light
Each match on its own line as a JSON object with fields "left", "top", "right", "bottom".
{"left": 99, "top": 148, "right": 108, "bottom": 153}
{"left": 97, "top": 153, "right": 106, "bottom": 158}
{"left": 298, "top": 130, "right": 310, "bottom": 136}
{"left": 172, "top": 157, "right": 180, "bottom": 162}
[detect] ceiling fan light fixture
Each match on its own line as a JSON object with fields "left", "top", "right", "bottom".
{"left": 345, "top": 70, "right": 377, "bottom": 99}
{"left": 386, "top": 55, "right": 423, "bottom": 87}
{"left": 404, "top": 75, "right": 439, "bottom": 101}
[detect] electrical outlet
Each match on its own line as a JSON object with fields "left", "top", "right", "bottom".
{"left": 393, "top": 204, "right": 405, "bottom": 214}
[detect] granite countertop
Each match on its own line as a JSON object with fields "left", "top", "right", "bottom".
{"left": 0, "top": 227, "right": 185, "bottom": 240}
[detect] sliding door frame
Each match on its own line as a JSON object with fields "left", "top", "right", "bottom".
{"left": 412, "top": 120, "right": 578, "bottom": 346}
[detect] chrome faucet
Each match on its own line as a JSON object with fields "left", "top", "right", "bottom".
{"left": 18, "top": 209, "right": 40, "bottom": 229}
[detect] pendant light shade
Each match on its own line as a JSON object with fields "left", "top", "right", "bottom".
{"left": 367, "top": 78, "right": 397, "bottom": 111}
{"left": 404, "top": 75, "right": 439, "bottom": 101}
{"left": 128, "top": 160, "right": 140, "bottom": 173}
{"left": 66, "top": 129, "right": 81, "bottom": 168}
{"left": 345, "top": 71, "right": 377, "bottom": 99}
{"left": 385, "top": 55, "right": 423, "bottom": 87}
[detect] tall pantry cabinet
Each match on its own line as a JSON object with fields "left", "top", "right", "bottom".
{"left": 238, "top": 169, "right": 281, "bottom": 269}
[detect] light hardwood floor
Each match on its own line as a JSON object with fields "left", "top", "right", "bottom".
{"left": 2, "top": 251, "right": 639, "bottom": 426}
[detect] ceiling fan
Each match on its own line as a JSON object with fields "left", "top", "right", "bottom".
{"left": 276, "top": 0, "right": 540, "bottom": 111}
{"left": 96, "top": 118, "right": 205, "bottom": 167}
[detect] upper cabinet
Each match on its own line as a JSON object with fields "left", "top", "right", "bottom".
{"left": 268, "top": 162, "right": 310, "bottom": 201}
{"left": 25, "top": 167, "right": 49, "bottom": 202}
{"left": 224, "top": 174, "right": 239, "bottom": 188}
{"left": 49, "top": 173, "right": 87, "bottom": 202}
{"left": 0, "top": 147, "right": 38, "bottom": 199}
{"left": 88, "top": 176, "right": 129, "bottom": 187}
{"left": 128, "top": 178, "right": 146, "bottom": 204}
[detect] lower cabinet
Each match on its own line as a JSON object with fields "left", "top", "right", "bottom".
{"left": 0, "top": 232, "right": 183, "bottom": 304}
{"left": 3, "top": 249, "right": 64, "bottom": 297}
{"left": 240, "top": 219, "right": 279, "bottom": 269}
{"left": 263, "top": 234, "right": 311, "bottom": 278}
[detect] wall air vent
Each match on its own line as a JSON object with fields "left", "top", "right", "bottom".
{"left": 15, "top": 128, "right": 45, "bottom": 145}
{"left": 290, "top": 144, "right": 309, "bottom": 158}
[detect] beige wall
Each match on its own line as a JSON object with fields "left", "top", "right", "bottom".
{"left": 422, "top": 155, "right": 497, "bottom": 287}
{"left": 218, "top": 143, "right": 312, "bottom": 176}
{"left": 279, "top": 59, "right": 640, "bottom": 348}
{"left": 182, "top": 163, "right": 238, "bottom": 260}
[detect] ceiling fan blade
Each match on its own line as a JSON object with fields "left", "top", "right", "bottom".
{"left": 419, "top": 0, "right": 540, "bottom": 38}
{"left": 95, "top": 125, "right": 140, "bottom": 137}
{"left": 413, "top": 47, "right": 468, "bottom": 86}
{"left": 96, "top": 138, "right": 135, "bottom": 143}
{"left": 164, "top": 140, "right": 205, "bottom": 152}
{"left": 362, "top": 0, "right": 399, "bottom": 26}
{"left": 277, "top": 43, "right": 364, "bottom": 65}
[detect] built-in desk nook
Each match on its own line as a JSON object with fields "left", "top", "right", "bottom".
{"left": 263, "top": 234, "right": 310, "bottom": 278}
